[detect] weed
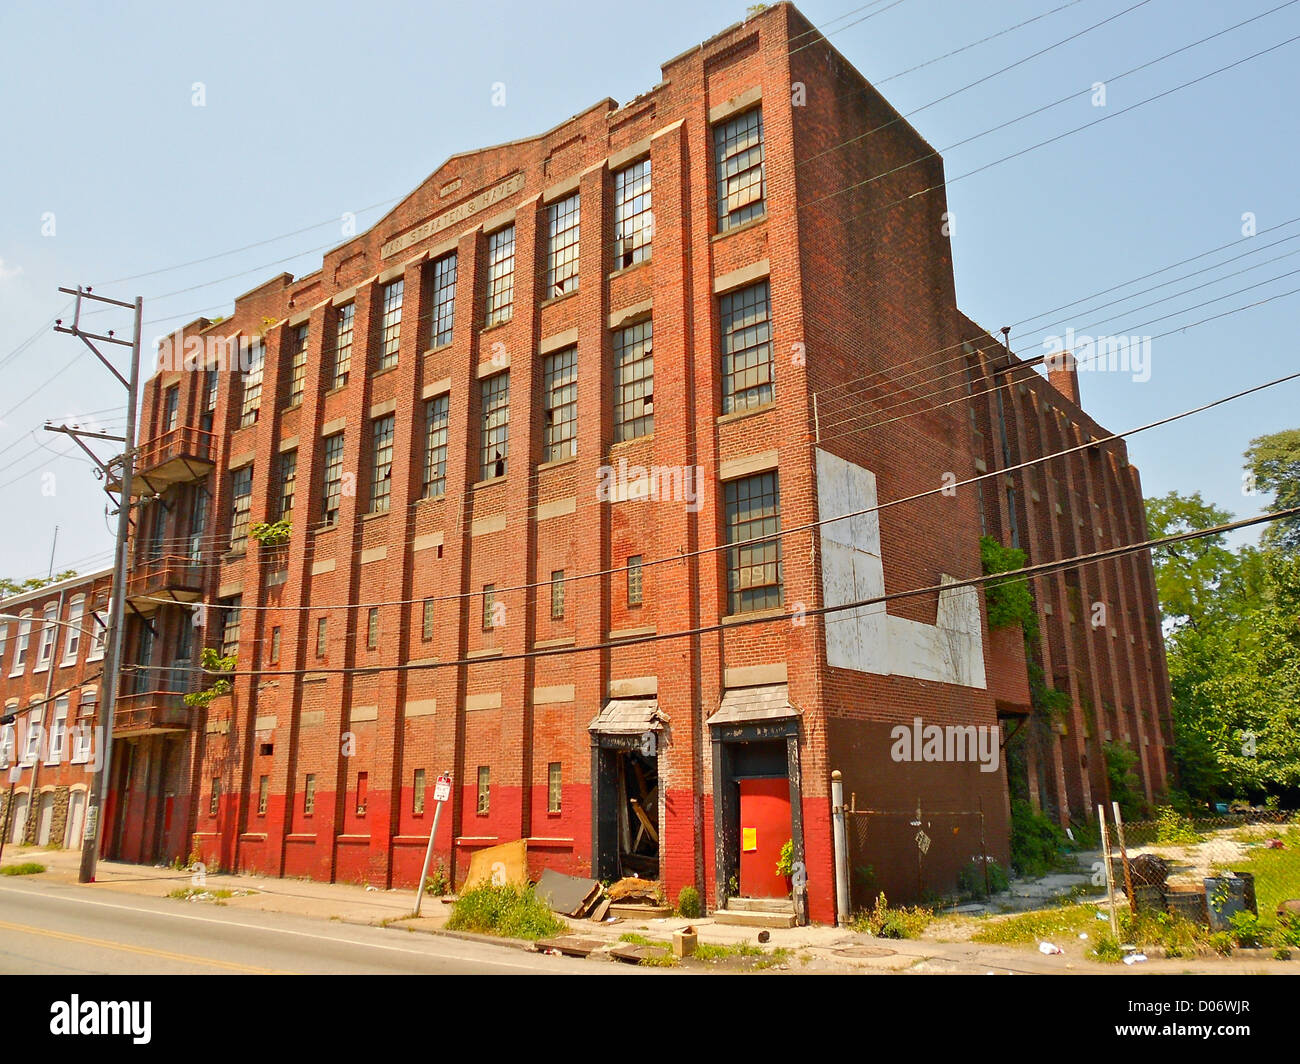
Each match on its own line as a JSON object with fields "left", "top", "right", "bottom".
{"left": 972, "top": 904, "right": 1099, "bottom": 945}
{"left": 1229, "top": 910, "right": 1265, "bottom": 948}
{"left": 447, "top": 884, "right": 565, "bottom": 940}
{"left": 0, "top": 862, "right": 45, "bottom": 876}
{"left": 850, "top": 893, "right": 934, "bottom": 939}
{"left": 1208, "top": 931, "right": 1235, "bottom": 956}
{"left": 1154, "top": 806, "right": 1202, "bottom": 844}
{"left": 1090, "top": 933, "right": 1124, "bottom": 963}
{"left": 676, "top": 885, "right": 702, "bottom": 918}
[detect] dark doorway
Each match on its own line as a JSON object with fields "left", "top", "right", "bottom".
{"left": 592, "top": 741, "right": 659, "bottom": 881}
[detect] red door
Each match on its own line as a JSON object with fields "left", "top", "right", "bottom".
{"left": 738, "top": 778, "right": 791, "bottom": 898}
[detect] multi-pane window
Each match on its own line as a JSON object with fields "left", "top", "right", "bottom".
{"left": 369, "top": 415, "right": 395, "bottom": 513}
{"left": 201, "top": 368, "right": 218, "bottom": 433}
{"left": 725, "top": 472, "right": 783, "bottom": 614}
{"left": 210, "top": 778, "right": 221, "bottom": 817}
{"left": 430, "top": 253, "right": 457, "bottom": 348}
{"left": 87, "top": 602, "right": 107, "bottom": 661}
{"left": 714, "top": 107, "right": 766, "bottom": 231}
{"left": 220, "top": 596, "right": 242, "bottom": 659}
{"left": 36, "top": 603, "right": 57, "bottom": 668}
{"left": 288, "top": 323, "right": 309, "bottom": 406}
{"left": 542, "top": 349, "right": 577, "bottom": 462}
{"left": 614, "top": 319, "right": 654, "bottom": 441}
{"left": 485, "top": 225, "right": 515, "bottom": 326}
{"left": 315, "top": 617, "right": 328, "bottom": 658}
{"left": 11, "top": 612, "right": 31, "bottom": 674}
{"left": 482, "top": 585, "right": 496, "bottom": 630}
{"left": 627, "top": 555, "right": 643, "bottom": 607}
{"left": 421, "top": 598, "right": 435, "bottom": 642}
{"left": 720, "top": 280, "right": 774, "bottom": 413}
{"left": 476, "top": 766, "right": 490, "bottom": 815}
{"left": 24, "top": 705, "right": 43, "bottom": 763}
{"left": 613, "top": 158, "right": 652, "bottom": 269}
{"left": 547, "top": 762, "right": 562, "bottom": 813}
{"left": 278, "top": 450, "right": 297, "bottom": 522}
{"left": 378, "top": 279, "right": 403, "bottom": 371}
{"left": 367, "top": 607, "right": 380, "bottom": 650}
{"left": 321, "top": 433, "right": 344, "bottom": 525}
{"left": 480, "top": 372, "right": 510, "bottom": 480}
{"left": 240, "top": 340, "right": 265, "bottom": 427}
{"left": 550, "top": 571, "right": 565, "bottom": 620}
{"left": 0, "top": 714, "right": 14, "bottom": 769}
{"left": 303, "top": 773, "right": 316, "bottom": 815}
{"left": 257, "top": 775, "right": 269, "bottom": 815}
{"left": 546, "top": 193, "right": 580, "bottom": 298}
{"left": 422, "top": 395, "right": 449, "bottom": 498}
{"left": 332, "top": 303, "right": 355, "bottom": 388}
{"left": 413, "top": 768, "right": 426, "bottom": 815}
{"left": 189, "top": 487, "right": 209, "bottom": 560}
{"left": 62, "top": 596, "right": 84, "bottom": 665}
{"left": 163, "top": 385, "right": 180, "bottom": 433}
{"left": 230, "top": 465, "right": 253, "bottom": 549}
{"left": 47, "top": 696, "right": 68, "bottom": 764}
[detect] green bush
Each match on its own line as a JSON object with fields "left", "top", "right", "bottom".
{"left": 1010, "top": 799, "right": 1066, "bottom": 878}
{"left": 445, "top": 884, "right": 565, "bottom": 940}
{"left": 1103, "top": 742, "right": 1144, "bottom": 820}
{"left": 676, "top": 886, "right": 702, "bottom": 918}
{"left": 1090, "top": 933, "right": 1125, "bottom": 963}
{"left": 980, "top": 536, "right": 1037, "bottom": 640}
{"left": 957, "top": 857, "right": 1009, "bottom": 896}
{"left": 1154, "top": 805, "right": 1202, "bottom": 844}
{"left": 850, "top": 893, "right": 934, "bottom": 939}
{"left": 0, "top": 862, "right": 45, "bottom": 876}
{"left": 1229, "top": 910, "right": 1265, "bottom": 948}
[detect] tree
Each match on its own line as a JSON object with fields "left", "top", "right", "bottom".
{"left": 1245, "top": 428, "right": 1300, "bottom": 553}
{"left": 1144, "top": 492, "right": 1240, "bottom": 628}
{"left": 0, "top": 569, "right": 79, "bottom": 598}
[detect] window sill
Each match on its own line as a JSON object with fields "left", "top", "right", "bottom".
{"left": 281, "top": 401, "right": 302, "bottom": 415}
{"left": 712, "top": 212, "right": 768, "bottom": 242}
{"left": 466, "top": 647, "right": 503, "bottom": 660}
{"left": 721, "top": 606, "right": 786, "bottom": 625}
{"left": 225, "top": 549, "right": 247, "bottom": 561}
{"left": 362, "top": 510, "right": 389, "bottom": 521}
{"left": 415, "top": 491, "right": 447, "bottom": 506}
{"left": 534, "top": 636, "right": 575, "bottom": 650}
{"left": 609, "top": 432, "right": 653, "bottom": 451}
{"left": 480, "top": 318, "right": 512, "bottom": 335}
{"left": 472, "top": 475, "right": 506, "bottom": 490}
{"left": 32, "top": 665, "right": 49, "bottom": 675}
{"left": 325, "top": 383, "right": 348, "bottom": 397}
{"left": 312, "top": 524, "right": 338, "bottom": 537}
{"left": 537, "top": 454, "right": 576, "bottom": 472}
{"left": 609, "top": 258, "right": 651, "bottom": 280}
{"left": 372, "top": 364, "right": 399, "bottom": 380}
{"left": 540, "top": 288, "right": 579, "bottom": 309}
{"left": 608, "top": 625, "right": 655, "bottom": 641}
{"left": 716, "top": 401, "right": 775, "bottom": 426}
{"left": 423, "top": 342, "right": 453, "bottom": 358}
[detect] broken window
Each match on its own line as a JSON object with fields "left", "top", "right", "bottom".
{"left": 480, "top": 371, "right": 509, "bottom": 480}
{"left": 546, "top": 193, "right": 580, "bottom": 298}
{"left": 714, "top": 107, "right": 765, "bottom": 231}
{"left": 613, "top": 158, "right": 652, "bottom": 269}
{"left": 542, "top": 348, "right": 577, "bottom": 462}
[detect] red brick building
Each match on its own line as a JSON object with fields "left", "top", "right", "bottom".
{"left": 115, "top": 3, "right": 1170, "bottom": 920}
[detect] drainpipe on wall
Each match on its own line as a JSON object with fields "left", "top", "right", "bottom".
{"left": 831, "top": 769, "right": 850, "bottom": 926}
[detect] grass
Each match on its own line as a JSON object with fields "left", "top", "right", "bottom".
{"left": 850, "top": 894, "right": 935, "bottom": 939}
{"left": 0, "top": 862, "right": 45, "bottom": 876}
{"left": 619, "top": 932, "right": 788, "bottom": 969}
{"left": 168, "top": 887, "right": 235, "bottom": 901}
{"left": 1224, "top": 827, "right": 1300, "bottom": 918}
{"left": 446, "top": 884, "right": 565, "bottom": 940}
{"left": 971, "top": 903, "right": 1101, "bottom": 945}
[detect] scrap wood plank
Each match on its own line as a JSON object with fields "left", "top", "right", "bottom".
{"left": 629, "top": 798, "right": 659, "bottom": 845}
{"left": 535, "top": 936, "right": 608, "bottom": 958}
{"left": 588, "top": 897, "right": 612, "bottom": 922}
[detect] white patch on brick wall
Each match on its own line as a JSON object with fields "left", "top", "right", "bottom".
{"left": 816, "top": 449, "right": 986, "bottom": 688}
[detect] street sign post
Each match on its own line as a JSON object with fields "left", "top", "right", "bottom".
{"left": 414, "top": 773, "right": 452, "bottom": 916}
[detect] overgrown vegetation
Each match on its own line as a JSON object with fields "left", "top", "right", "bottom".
{"left": 676, "top": 885, "right": 702, "bottom": 918}
{"left": 423, "top": 860, "right": 449, "bottom": 897}
{"left": 0, "top": 570, "right": 77, "bottom": 597}
{"left": 0, "top": 862, "right": 45, "bottom": 876}
{"left": 957, "top": 856, "right": 1009, "bottom": 897}
{"left": 1154, "top": 805, "right": 1202, "bottom": 844}
{"left": 980, "top": 536, "right": 1037, "bottom": 639}
{"left": 971, "top": 903, "right": 1100, "bottom": 945}
{"left": 775, "top": 839, "right": 794, "bottom": 879}
{"left": 445, "top": 883, "right": 564, "bottom": 940}
{"left": 183, "top": 647, "right": 236, "bottom": 708}
{"left": 1009, "top": 799, "right": 1066, "bottom": 878}
{"left": 1103, "top": 741, "right": 1145, "bottom": 820}
{"left": 248, "top": 519, "right": 291, "bottom": 546}
{"left": 850, "top": 893, "right": 934, "bottom": 939}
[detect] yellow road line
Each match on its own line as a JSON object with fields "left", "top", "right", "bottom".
{"left": 0, "top": 919, "right": 286, "bottom": 974}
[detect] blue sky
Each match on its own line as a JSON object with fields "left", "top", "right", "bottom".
{"left": 1, "top": 0, "right": 1297, "bottom": 580}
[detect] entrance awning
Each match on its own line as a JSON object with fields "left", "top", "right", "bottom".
{"left": 589, "top": 697, "right": 668, "bottom": 735}
{"left": 706, "top": 684, "right": 800, "bottom": 727}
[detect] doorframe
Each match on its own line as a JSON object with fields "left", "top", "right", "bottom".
{"left": 709, "top": 718, "right": 806, "bottom": 923}
{"left": 589, "top": 730, "right": 660, "bottom": 883}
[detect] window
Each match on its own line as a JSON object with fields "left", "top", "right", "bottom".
{"left": 627, "top": 555, "right": 643, "bottom": 606}
{"left": 257, "top": 775, "right": 269, "bottom": 816}
{"left": 614, "top": 319, "right": 653, "bottom": 441}
{"left": 240, "top": 339, "right": 265, "bottom": 427}
{"left": 541, "top": 348, "right": 577, "bottom": 462}
{"left": 614, "top": 158, "right": 652, "bottom": 269}
{"left": 413, "top": 768, "right": 426, "bottom": 815}
{"left": 36, "top": 603, "right": 57, "bottom": 669}
{"left": 422, "top": 395, "right": 449, "bottom": 498}
{"left": 220, "top": 596, "right": 242, "bottom": 659}
{"left": 201, "top": 368, "right": 218, "bottom": 433}
{"left": 163, "top": 385, "right": 180, "bottom": 433}
{"left": 24, "top": 704, "right": 43, "bottom": 763}
{"left": 550, "top": 570, "right": 565, "bottom": 620}
{"left": 269, "top": 626, "right": 281, "bottom": 665}
{"left": 429, "top": 252, "right": 457, "bottom": 347}
{"left": 720, "top": 280, "right": 773, "bottom": 413}
{"left": 189, "top": 487, "right": 209, "bottom": 560}
{"left": 332, "top": 303, "right": 355, "bottom": 388}
{"left": 369, "top": 415, "right": 395, "bottom": 513}
{"left": 278, "top": 450, "right": 297, "bottom": 522}
{"left": 356, "top": 771, "right": 368, "bottom": 816}
{"left": 230, "top": 465, "right": 253, "bottom": 549}
{"left": 485, "top": 225, "right": 515, "bottom": 326}
{"left": 725, "top": 472, "right": 783, "bottom": 614}
{"left": 288, "top": 323, "right": 308, "bottom": 406}
{"left": 547, "top": 762, "right": 562, "bottom": 813}
{"left": 321, "top": 433, "right": 345, "bottom": 525}
{"left": 0, "top": 712, "right": 14, "bottom": 768}
{"left": 0, "top": 623, "right": 6, "bottom": 667}
{"left": 421, "top": 598, "right": 435, "bottom": 642}
{"left": 210, "top": 777, "right": 221, "bottom": 817}
{"left": 714, "top": 107, "right": 765, "bottom": 231}
{"left": 78, "top": 687, "right": 97, "bottom": 719}
{"left": 62, "top": 595, "right": 85, "bottom": 665}
{"left": 87, "top": 603, "right": 107, "bottom": 662}
{"left": 480, "top": 372, "right": 510, "bottom": 480}
{"left": 482, "top": 585, "right": 496, "bottom": 630}
{"left": 47, "top": 696, "right": 68, "bottom": 765}
{"left": 476, "top": 766, "right": 490, "bottom": 815}
{"left": 303, "top": 773, "right": 316, "bottom": 815}
{"left": 11, "top": 611, "right": 32, "bottom": 675}
{"left": 546, "top": 193, "right": 580, "bottom": 298}
{"left": 378, "top": 279, "right": 403, "bottom": 371}
{"left": 315, "top": 617, "right": 328, "bottom": 658}
{"left": 367, "top": 607, "right": 380, "bottom": 650}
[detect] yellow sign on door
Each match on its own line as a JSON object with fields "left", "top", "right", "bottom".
{"left": 742, "top": 827, "right": 757, "bottom": 852}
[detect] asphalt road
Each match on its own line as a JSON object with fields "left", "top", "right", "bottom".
{"left": 0, "top": 877, "right": 634, "bottom": 975}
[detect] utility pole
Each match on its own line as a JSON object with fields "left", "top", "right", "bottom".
{"left": 50, "top": 286, "right": 142, "bottom": 883}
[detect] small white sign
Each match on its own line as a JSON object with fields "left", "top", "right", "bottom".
{"left": 433, "top": 774, "right": 452, "bottom": 803}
